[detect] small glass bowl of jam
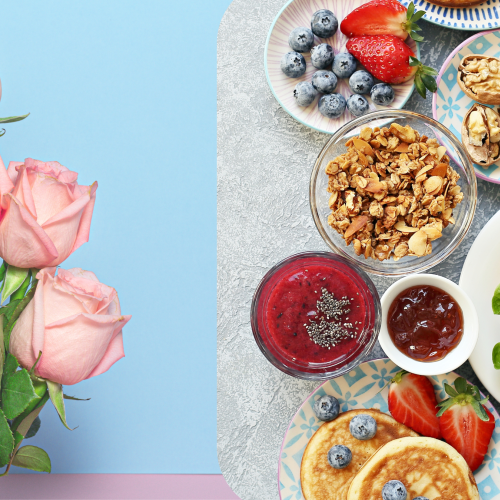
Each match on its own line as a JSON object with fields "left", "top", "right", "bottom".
{"left": 250, "top": 252, "right": 381, "bottom": 380}
{"left": 379, "top": 274, "right": 479, "bottom": 375}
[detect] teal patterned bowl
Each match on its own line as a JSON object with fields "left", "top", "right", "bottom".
{"left": 279, "top": 358, "right": 500, "bottom": 500}
{"left": 433, "top": 30, "right": 500, "bottom": 184}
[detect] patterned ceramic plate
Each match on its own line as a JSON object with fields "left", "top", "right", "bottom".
{"left": 400, "top": 0, "right": 500, "bottom": 31}
{"left": 432, "top": 30, "right": 500, "bottom": 184}
{"left": 279, "top": 358, "right": 500, "bottom": 500}
{"left": 264, "top": 0, "right": 418, "bottom": 135}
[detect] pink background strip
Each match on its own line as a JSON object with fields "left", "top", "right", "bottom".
{"left": 0, "top": 474, "right": 240, "bottom": 500}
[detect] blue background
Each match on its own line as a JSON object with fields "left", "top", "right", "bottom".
{"left": 0, "top": 0, "right": 229, "bottom": 474}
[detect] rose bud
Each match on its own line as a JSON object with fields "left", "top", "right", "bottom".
{"left": 10, "top": 267, "right": 131, "bottom": 386}
{"left": 0, "top": 157, "right": 97, "bottom": 269}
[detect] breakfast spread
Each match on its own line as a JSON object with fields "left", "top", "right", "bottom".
{"left": 387, "top": 285, "right": 464, "bottom": 362}
{"left": 457, "top": 55, "right": 500, "bottom": 105}
{"left": 462, "top": 103, "right": 500, "bottom": 167}
{"left": 300, "top": 408, "right": 418, "bottom": 500}
{"left": 324, "top": 123, "right": 464, "bottom": 261}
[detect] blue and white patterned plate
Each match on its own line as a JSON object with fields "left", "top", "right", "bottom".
{"left": 400, "top": 0, "right": 500, "bottom": 30}
{"left": 279, "top": 358, "right": 500, "bottom": 500}
{"left": 433, "top": 30, "right": 500, "bottom": 184}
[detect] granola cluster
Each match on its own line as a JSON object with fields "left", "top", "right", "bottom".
{"left": 325, "top": 123, "right": 464, "bottom": 262}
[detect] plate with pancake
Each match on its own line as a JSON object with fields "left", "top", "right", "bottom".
{"left": 279, "top": 358, "right": 500, "bottom": 500}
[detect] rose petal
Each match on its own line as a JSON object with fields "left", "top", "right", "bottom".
{"left": 71, "top": 182, "right": 97, "bottom": 255}
{"left": 9, "top": 298, "right": 37, "bottom": 370}
{"left": 85, "top": 331, "right": 126, "bottom": 380}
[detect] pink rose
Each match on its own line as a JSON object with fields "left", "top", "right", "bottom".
{"left": 9, "top": 267, "right": 131, "bottom": 385}
{"left": 0, "top": 157, "right": 97, "bottom": 268}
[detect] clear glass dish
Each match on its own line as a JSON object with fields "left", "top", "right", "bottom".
{"left": 250, "top": 252, "right": 381, "bottom": 380}
{"left": 310, "top": 110, "right": 477, "bottom": 277}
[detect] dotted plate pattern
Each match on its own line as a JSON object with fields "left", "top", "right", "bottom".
{"left": 432, "top": 30, "right": 500, "bottom": 184}
{"left": 400, "top": 0, "right": 500, "bottom": 31}
{"left": 264, "top": 0, "right": 418, "bottom": 135}
{"left": 279, "top": 358, "right": 500, "bottom": 500}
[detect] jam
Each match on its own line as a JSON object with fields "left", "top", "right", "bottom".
{"left": 387, "top": 285, "right": 463, "bottom": 362}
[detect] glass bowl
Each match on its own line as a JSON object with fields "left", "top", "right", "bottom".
{"left": 310, "top": 110, "right": 477, "bottom": 277}
{"left": 250, "top": 252, "right": 381, "bottom": 380}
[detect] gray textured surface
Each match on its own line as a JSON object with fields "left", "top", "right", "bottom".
{"left": 217, "top": 4, "right": 500, "bottom": 498}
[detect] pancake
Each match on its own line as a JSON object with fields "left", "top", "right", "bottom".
{"left": 427, "top": 0, "right": 484, "bottom": 7}
{"left": 348, "top": 436, "right": 480, "bottom": 500}
{"left": 300, "top": 409, "right": 418, "bottom": 500}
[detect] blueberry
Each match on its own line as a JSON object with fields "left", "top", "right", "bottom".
{"left": 349, "top": 414, "right": 377, "bottom": 440}
{"left": 381, "top": 480, "right": 407, "bottom": 500}
{"left": 288, "top": 27, "right": 314, "bottom": 53}
{"left": 327, "top": 445, "right": 352, "bottom": 469}
{"left": 294, "top": 81, "right": 317, "bottom": 107}
{"left": 313, "top": 395, "right": 340, "bottom": 421}
{"left": 311, "top": 9, "right": 338, "bottom": 38}
{"left": 311, "top": 44, "right": 334, "bottom": 69}
{"left": 332, "top": 52, "right": 357, "bottom": 79}
{"left": 312, "top": 70, "right": 338, "bottom": 94}
{"left": 281, "top": 52, "right": 307, "bottom": 78}
{"left": 349, "top": 70, "right": 374, "bottom": 94}
{"left": 318, "top": 94, "right": 346, "bottom": 119}
{"left": 370, "top": 83, "right": 395, "bottom": 106}
{"left": 347, "top": 94, "right": 370, "bottom": 117}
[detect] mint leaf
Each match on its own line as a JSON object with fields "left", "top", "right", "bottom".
{"left": 0, "top": 409, "right": 13, "bottom": 467}
{"left": 47, "top": 381, "right": 73, "bottom": 430}
{"left": 1, "top": 368, "right": 40, "bottom": 419}
{"left": 493, "top": 343, "right": 500, "bottom": 369}
{"left": 12, "top": 445, "right": 50, "bottom": 473}
{"left": 493, "top": 284, "right": 500, "bottom": 314}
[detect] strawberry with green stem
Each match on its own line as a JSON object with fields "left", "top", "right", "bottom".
{"left": 437, "top": 377, "right": 495, "bottom": 472}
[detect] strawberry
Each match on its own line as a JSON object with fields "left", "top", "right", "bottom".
{"left": 388, "top": 370, "right": 442, "bottom": 438}
{"left": 346, "top": 35, "right": 437, "bottom": 97}
{"left": 437, "top": 377, "right": 495, "bottom": 472}
{"left": 341, "top": 0, "right": 425, "bottom": 42}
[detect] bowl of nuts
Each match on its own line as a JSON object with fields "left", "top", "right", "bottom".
{"left": 310, "top": 110, "right": 477, "bottom": 277}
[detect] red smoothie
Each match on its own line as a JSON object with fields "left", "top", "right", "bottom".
{"left": 263, "top": 264, "right": 368, "bottom": 365}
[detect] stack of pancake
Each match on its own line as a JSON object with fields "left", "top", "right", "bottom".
{"left": 300, "top": 408, "right": 480, "bottom": 500}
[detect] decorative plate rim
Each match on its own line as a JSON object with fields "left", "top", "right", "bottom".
{"left": 277, "top": 357, "right": 500, "bottom": 499}
{"left": 432, "top": 29, "right": 500, "bottom": 185}
{"left": 264, "top": 0, "right": 420, "bottom": 135}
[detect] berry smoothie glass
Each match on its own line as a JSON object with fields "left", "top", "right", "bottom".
{"left": 251, "top": 252, "right": 381, "bottom": 380}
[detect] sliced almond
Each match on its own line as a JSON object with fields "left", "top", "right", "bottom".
{"left": 353, "top": 138, "right": 374, "bottom": 156}
{"left": 325, "top": 161, "right": 339, "bottom": 175}
{"left": 408, "top": 229, "right": 428, "bottom": 256}
{"left": 436, "top": 146, "right": 447, "bottom": 161}
{"left": 370, "top": 140, "right": 381, "bottom": 149}
{"left": 394, "top": 221, "right": 419, "bottom": 233}
{"left": 421, "top": 226, "right": 442, "bottom": 241}
{"left": 395, "top": 142, "right": 409, "bottom": 153}
{"left": 364, "top": 179, "right": 385, "bottom": 193}
{"left": 424, "top": 176, "right": 443, "bottom": 195}
{"left": 429, "top": 163, "right": 448, "bottom": 178}
{"left": 358, "top": 151, "right": 369, "bottom": 166}
{"left": 415, "top": 165, "right": 434, "bottom": 177}
{"left": 328, "top": 192, "right": 338, "bottom": 209}
{"left": 344, "top": 215, "right": 369, "bottom": 239}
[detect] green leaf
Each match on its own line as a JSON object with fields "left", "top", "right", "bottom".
{"left": 12, "top": 445, "right": 50, "bottom": 473}
{"left": 10, "top": 271, "right": 30, "bottom": 302}
{"left": 0, "top": 262, "right": 7, "bottom": 283}
{"left": 436, "top": 399, "right": 455, "bottom": 416}
{"left": 406, "top": 2, "right": 415, "bottom": 19}
{"left": 421, "top": 73, "right": 437, "bottom": 93}
{"left": 420, "top": 65, "right": 438, "bottom": 76}
{"left": 410, "top": 24, "right": 422, "bottom": 31}
{"left": 0, "top": 409, "right": 13, "bottom": 467}
{"left": 0, "top": 315, "right": 4, "bottom": 389}
{"left": 444, "top": 383, "right": 458, "bottom": 397}
{"left": 410, "top": 31, "right": 424, "bottom": 42}
{"left": 47, "top": 381, "right": 73, "bottom": 430}
{"left": 412, "top": 9, "right": 426, "bottom": 21}
{"left": 2, "top": 353, "right": 19, "bottom": 379}
{"left": 493, "top": 284, "right": 500, "bottom": 314}
{"left": 24, "top": 417, "right": 41, "bottom": 439}
{"left": 455, "top": 377, "right": 467, "bottom": 394}
{"left": 1, "top": 368, "right": 40, "bottom": 419}
{"left": 409, "top": 56, "right": 420, "bottom": 67}
{"left": 63, "top": 394, "right": 90, "bottom": 401}
{"left": 0, "top": 114, "right": 30, "bottom": 124}
{"left": 471, "top": 400, "right": 490, "bottom": 421}
{"left": 2, "top": 266, "right": 29, "bottom": 304}
{"left": 414, "top": 75, "right": 426, "bottom": 99}
{"left": 492, "top": 343, "right": 500, "bottom": 369}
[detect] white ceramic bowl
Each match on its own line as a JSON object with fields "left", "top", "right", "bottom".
{"left": 379, "top": 274, "right": 478, "bottom": 375}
